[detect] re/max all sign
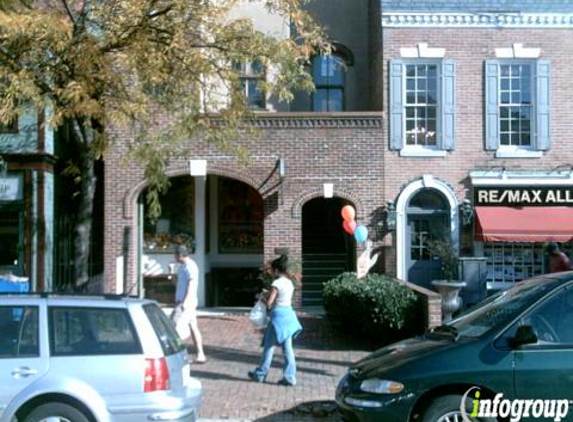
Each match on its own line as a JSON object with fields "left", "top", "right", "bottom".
{"left": 474, "top": 186, "right": 573, "bottom": 207}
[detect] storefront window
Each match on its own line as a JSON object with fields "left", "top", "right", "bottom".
{"left": 143, "top": 176, "right": 195, "bottom": 254}
{"left": 218, "top": 178, "right": 263, "bottom": 254}
{"left": 483, "top": 242, "right": 566, "bottom": 286}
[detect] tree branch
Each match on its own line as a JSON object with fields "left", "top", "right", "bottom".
{"left": 148, "top": 5, "right": 174, "bottom": 20}
{"left": 60, "top": 0, "right": 77, "bottom": 26}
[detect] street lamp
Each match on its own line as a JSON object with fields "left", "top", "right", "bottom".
{"left": 386, "top": 200, "right": 397, "bottom": 230}
{"left": 460, "top": 199, "right": 474, "bottom": 226}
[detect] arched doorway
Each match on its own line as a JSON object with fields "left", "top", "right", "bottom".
{"left": 139, "top": 175, "right": 264, "bottom": 307}
{"left": 406, "top": 189, "right": 451, "bottom": 290}
{"left": 302, "top": 197, "right": 356, "bottom": 306}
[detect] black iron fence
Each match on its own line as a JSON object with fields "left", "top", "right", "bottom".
{"left": 53, "top": 215, "right": 103, "bottom": 292}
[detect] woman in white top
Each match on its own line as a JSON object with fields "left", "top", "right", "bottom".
{"left": 248, "top": 255, "right": 302, "bottom": 386}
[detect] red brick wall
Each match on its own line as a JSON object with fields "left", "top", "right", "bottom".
{"left": 103, "top": 113, "right": 385, "bottom": 298}
{"left": 381, "top": 27, "right": 573, "bottom": 268}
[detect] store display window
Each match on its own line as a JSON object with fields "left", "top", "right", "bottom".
{"left": 218, "top": 178, "right": 263, "bottom": 254}
{"left": 143, "top": 176, "right": 195, "bottom": 254}
{"left": 483, "top": 242, "right": 572, "bottom": 288}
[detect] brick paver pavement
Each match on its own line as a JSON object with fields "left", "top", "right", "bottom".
{"left": 189, "top": 310, "right": 371, "bottom": 422}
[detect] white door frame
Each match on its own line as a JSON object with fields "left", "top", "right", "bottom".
{"left": 396, "top": 175, "right": 460, "bottom": 281}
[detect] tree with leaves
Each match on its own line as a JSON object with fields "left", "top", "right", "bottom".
{"left": 0, "top": 0, "right": 328, "bottom": 288}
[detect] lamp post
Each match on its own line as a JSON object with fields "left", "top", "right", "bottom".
{"left": 460, "top": 199, "right": 474, "bottom": 226}
{"left": 386, "top": 200, "right": 397, "bottom": 230}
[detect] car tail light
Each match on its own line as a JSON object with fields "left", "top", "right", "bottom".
{"left": 144, "top": 358, "right": 170, "bottom": 392}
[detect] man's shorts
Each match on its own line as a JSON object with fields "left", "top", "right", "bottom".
{"left": 170, "top": 303, "right": 198, "bottom": 339}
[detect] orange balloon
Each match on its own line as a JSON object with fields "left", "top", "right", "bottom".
{"left": 343, "top": 220, "right": 357, "bottom": 235}
{"left": 341, "top": 205, "right": 356, "bottom": 221}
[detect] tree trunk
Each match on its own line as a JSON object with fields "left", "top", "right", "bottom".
{"left": 71, "top": 118, "right": 97, "bottom": 289}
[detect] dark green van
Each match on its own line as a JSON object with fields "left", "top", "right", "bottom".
{"left": 336, "top": 274, "right": 573, "bottom": 422}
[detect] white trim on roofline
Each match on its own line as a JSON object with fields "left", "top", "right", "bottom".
{"left": 382, "top": 12, "right": 573, "bottom": 29}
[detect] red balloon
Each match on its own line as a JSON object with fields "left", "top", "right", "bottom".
{"left": 341, "top": 205, "right": 356, "bottom": 222}
{"left": 343, "top": 220, "right": 357, "bottom": 235}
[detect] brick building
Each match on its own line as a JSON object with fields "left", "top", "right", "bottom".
{"left": 382, "top": 0, "right": 573, "bottom": 302}
{"left": 103, "top": 0, "right": 573, "bottom": 309}
{"left": 104, "top": 0, "right": 384, "bottom": 308}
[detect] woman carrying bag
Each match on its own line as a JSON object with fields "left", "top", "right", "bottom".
{"left": 248, "top": 255, "right": 302, "bottom": 386}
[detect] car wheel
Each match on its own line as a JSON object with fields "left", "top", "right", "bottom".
{"left": 23, "top": 402, "right": 90, "bottom": 422}
{"left": 421, "top": 395, "right": 497, "bottom": 422}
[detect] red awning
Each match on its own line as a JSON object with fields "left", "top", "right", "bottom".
{"left": 475, "top": 207, "right": 573, "bottom": 242}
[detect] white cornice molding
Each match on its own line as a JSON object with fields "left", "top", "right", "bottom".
{"left": 382, "top": 13, "right": 573, "bottom": 28}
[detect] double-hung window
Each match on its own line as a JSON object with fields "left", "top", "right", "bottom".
{"left": 312, "top": 54, "right": 345, "bottom": 111}
{"left": 389, "top": 59, "right": 455, "bottom": 156}
{"left": 485, "top": 59, "right": 550, "bottom": 157}
{"left": 235, "top": 61, "right": 266, "bottom": 110}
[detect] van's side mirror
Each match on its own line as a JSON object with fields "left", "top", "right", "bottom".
{"left": 510, "top": 325, "right": 538, "bottom": 348}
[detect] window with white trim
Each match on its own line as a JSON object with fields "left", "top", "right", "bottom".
{"left": 405, "top": 64, "right": 438, "bottom": 147}
{"left": 389, "top": 59, "right": 455, "bottom": 155}
{"left": 485, "top": 59, "right": 550, "bottom": 156}
{"left": 499, "top": 64, "right": 532, "bottom": 148}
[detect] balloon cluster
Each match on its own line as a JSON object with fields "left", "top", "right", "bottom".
{"left": 341, "top": 205, "right": 368, "bottom": 243}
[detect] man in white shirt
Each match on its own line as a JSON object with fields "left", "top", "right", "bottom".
{"left": 171, "top": 245, "right": 206, "bottom": 363}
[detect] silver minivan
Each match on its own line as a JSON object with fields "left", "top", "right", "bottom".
{"left": 0, "top": 294, "right": 202, "bottom": 422}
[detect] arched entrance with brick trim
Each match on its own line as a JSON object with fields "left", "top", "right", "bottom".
{"left": 135, "top": 169, "right": 265, "bottom": 307}
{"left": 301, "top": 197, "right": 356, "bottom": 306}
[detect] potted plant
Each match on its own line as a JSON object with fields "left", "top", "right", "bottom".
{"left": 427, "top": 235, "right": 466, "bottom": 322}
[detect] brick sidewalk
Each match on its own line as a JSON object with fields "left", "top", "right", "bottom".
{"left": 189, "top": 310, "right": 371, "bottom": 421}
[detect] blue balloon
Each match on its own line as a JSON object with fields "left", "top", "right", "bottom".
{"left": 354, "top": 225, "right": 368, "bottom": 243}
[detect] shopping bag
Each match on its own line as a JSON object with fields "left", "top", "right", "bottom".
{"left": 248, "top": 299, "right": 268, "bottom": 329}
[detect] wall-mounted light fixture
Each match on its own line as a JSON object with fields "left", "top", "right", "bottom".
{"left": 276, "top": 157, "right": 286, "bottom": 205}
{"left": 460, "top": 199, "right": 474, "bottom": 226}
{"left": 278, "top": 157, "right": 286, "bottom": 179}
{"left": 386, "top": 200, "right": 397, "bottom": 230}
{"left": 323, "top": 183, "right": 334, "bottom": 198}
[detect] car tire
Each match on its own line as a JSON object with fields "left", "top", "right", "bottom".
{"left": 421, "top": 394, "right": 498, "bottom": 422}
{"left": 24, "top": 402, "right": 90, "bottom": 422}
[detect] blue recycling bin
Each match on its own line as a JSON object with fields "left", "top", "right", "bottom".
{"left": 0, "top": 278, "right": 29, "bottom": 293}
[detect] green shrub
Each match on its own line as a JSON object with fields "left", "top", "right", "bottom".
{"left": 323, "top": 272, "right": 423, "bottom": 345}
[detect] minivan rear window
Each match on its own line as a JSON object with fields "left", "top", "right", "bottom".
{"left": 143, "top": 304, "right": 186, "bottom": 356}
{"left": 49, "top": 307, "right": 142, "bottom": 356}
